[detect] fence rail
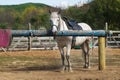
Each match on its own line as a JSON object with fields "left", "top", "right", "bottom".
{"left": 93, "top": 31, "right": 120, "bottom": 48}
{"left": 0, "top": 30, "right": 119, "bottom": 51}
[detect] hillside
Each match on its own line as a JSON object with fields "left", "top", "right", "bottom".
{"left": 0, "top": 3, "right": 50, "bottom": 12}
{"left": 0, "top": 3, "right": 52, "bottom": 29}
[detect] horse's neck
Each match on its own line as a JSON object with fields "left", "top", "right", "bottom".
{"left": 59, "top": 16, "right": 68, "bottom": 31}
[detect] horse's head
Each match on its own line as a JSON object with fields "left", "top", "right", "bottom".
{"left": 49, "top": 10, "right": 61, "bottom": 34}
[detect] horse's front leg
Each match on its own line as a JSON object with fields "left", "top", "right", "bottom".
{"left": 59, "top": 47, "right": 66, "bottom": 72}
{"left": 66, "top": 44, "right": 73, "bottom": 72}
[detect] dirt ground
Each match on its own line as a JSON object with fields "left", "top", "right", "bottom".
{"left": 0, "top": 48, "right": 120, "bottom": 80}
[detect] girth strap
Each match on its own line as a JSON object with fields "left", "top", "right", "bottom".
{"left": 71, "top": 37, "right": 76, "bottom": 48}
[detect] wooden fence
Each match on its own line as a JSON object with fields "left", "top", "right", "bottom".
{"left": 93, "top": 31, "right": 120, "bottom": 48}
{"left": 0, "top": 37, "right": 57, "bottom": 51}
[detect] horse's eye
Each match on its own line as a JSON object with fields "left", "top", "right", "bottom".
{"left": 50, "top": 20, "right": 53, "bottom": 24}
{"left": 50, "top": 20, "right": 52, "bottom": 23}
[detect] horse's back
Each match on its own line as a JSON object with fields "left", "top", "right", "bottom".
{"left": 75, "top": 23, "right": 92, "bottom": 46}
{"left": 78, "top": 23, "right": 92, "bottom": 31}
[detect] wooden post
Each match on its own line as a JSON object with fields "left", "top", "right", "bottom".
{"left": 28, "top": 23, "right": 32, "bottom": 51}
{"left": 98, "top": 37, "right": 106, "bottom": 70}
{"left": 105, "top": 22, "right": 108, "bottom": 47}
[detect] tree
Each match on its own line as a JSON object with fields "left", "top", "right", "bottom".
{"left": 0, "top": 8, "right": 16, "bottom": 28}
{"left": 22, "top": 6, "right": 49, "bottom": 29}
{"left": 22, "top": 6, "right": 39, "bottom": 24}
{"left": 85, "top": 0, "right": 120, "bottom": 30}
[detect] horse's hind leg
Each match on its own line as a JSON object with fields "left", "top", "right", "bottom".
{"left": 87, "top": 39, "right": 92, "bottom": 68}
{"left": 66, "top": 44, "right": 73, "bottom": 72}
{"left": 81, "top": 40, "right": 91, "bottom": 69}
{"left": 86, "top": 40, "right": 91, "bottom": 68}
{"left": 81, "top": 43, "right": 88, "bottom": 68}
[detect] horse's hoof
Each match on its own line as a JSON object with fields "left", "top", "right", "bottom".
{"left": 68, "top": 68, "right": 73, "bottom": 72}
{"left": 60, "top": 70, "right": 65, "bottom": 73}
{"left": 87, "top": 66, "right": 91, "bottom": 69}
{"left": 83, "top": 65, "right": 91, "bottom": 69}
{"left": 60, "top": 67, "right": 66, "bottom": 73}
{"left": 69, "top": 70, "right": 73, "bottom": 73}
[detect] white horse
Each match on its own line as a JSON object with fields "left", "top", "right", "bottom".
{"left": 49, "top": 11, "right": 92, "bottom": 72}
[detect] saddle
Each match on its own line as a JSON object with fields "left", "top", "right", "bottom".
{"left": 62, "top": 16, "right": 82, "bottom": 30}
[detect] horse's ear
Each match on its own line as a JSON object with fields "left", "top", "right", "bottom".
{"left": 58, "top": 9, "right": 61, "bottom": 14}
{"left": 49, "top": 10, "right": 52, "bottom": 14}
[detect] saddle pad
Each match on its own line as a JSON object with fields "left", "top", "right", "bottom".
{"left": 0, "top": 29, "right": 11, "bottom": 47}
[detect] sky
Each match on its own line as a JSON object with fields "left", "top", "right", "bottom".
{"left": 0, "top": 0, "right": 89, "bottom": 7}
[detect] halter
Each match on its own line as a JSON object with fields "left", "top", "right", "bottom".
{"left": 51, "top": 15, "right": 62, "bottom": 32}
{"left": 50, "top": 12, "right": 69, "bottom": 34}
